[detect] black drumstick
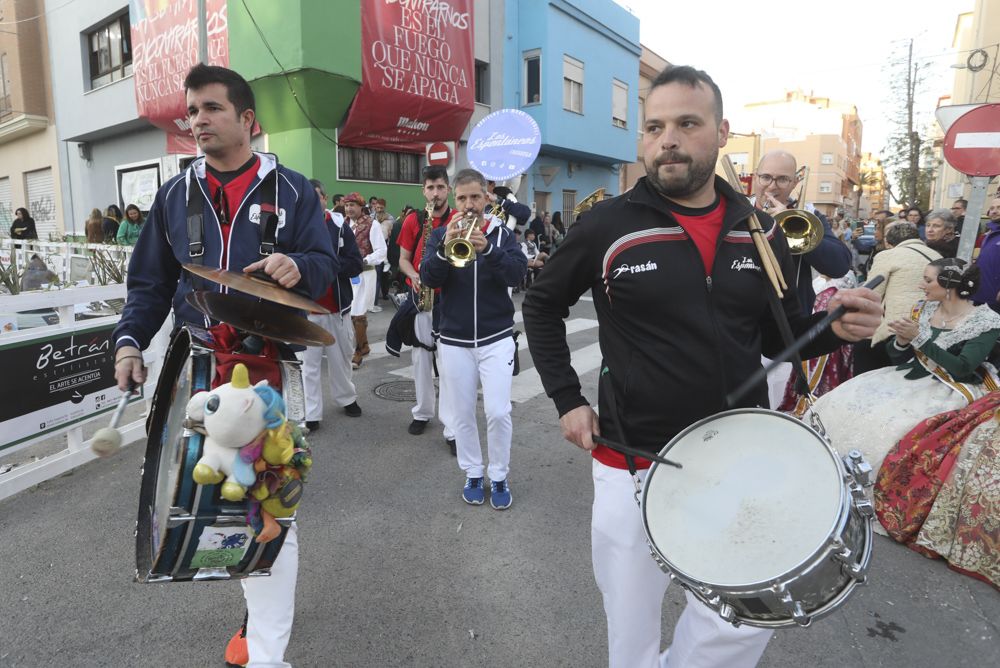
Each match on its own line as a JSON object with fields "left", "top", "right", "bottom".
{"left": 592, "top": 435, "right": 683, "bottom": 469}
{"left": 727, "top": 274, "right": 885, "bottom": 407}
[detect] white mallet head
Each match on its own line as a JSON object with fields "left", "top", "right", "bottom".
{"left": 91, "top": 427, "right": 123, "bottom": 457}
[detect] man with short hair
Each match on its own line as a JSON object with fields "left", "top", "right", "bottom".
{"left": 522, "top": 64, "right": 881, "bottom": 668}
{"left": 396, "top": 166, "right": 457, "bottom": 448}
{"left": 753, "top": 150, "right": 853, "bottom": 311}
{"left": 113, "top": 63, "right": 337, "bottom": 668}
{"left": 302, "top": 179, "right": 364, "bottom": 430}
{"left": 345, "top": 191, "right": 387, "bottom": 368}
{"left": 951, "top": 198, "right": 967, "bottom": 234}
{"left": 421, "top": 168, "right": 527, "bottom": 509}
{"left": 973, "top": 196, "right": 1000, "bottom": 312}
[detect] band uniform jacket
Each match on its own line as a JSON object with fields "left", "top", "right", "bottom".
{"left": 522, "top": 176, "right": 849, "bottom": 455}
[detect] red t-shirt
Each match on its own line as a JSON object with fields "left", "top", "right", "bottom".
{"left": 593, "top": 196, "right": 728, "bottom": 471}
{"left": 205, "top": 156, "right": 261, "bottom": 269}
{"left": 397, "top": 208, "right": 453, "bottom": 287}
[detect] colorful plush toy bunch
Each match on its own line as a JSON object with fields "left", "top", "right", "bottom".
{"left": 186, "top": 363, "right": 312, "bottom": 543}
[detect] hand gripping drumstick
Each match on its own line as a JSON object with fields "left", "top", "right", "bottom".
{"left": 91, "top": 385, "right": 137, "bottom": 457}
{"left": 726, "top": 274, "right": 885, "bottom": 407}
{"left": 592, "top": 435, "right": 683, "bottom": 469}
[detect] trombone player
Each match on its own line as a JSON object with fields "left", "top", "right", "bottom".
{"left": 421, "top": 168, "right": 528, "bottom": 509}
{"left": 753, "top": 150, "right": 852, "bottom": 312}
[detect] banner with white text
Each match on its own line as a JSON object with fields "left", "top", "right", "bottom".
{"left": 338, "top": 0, "right": 476, "bottom": 152}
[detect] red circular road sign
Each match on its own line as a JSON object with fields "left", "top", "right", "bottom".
{"left": 426, "top": 142, "right": 451, "bottom": 166}
{"left": 943, "top": 103, "right": 1000, "bottom": 176}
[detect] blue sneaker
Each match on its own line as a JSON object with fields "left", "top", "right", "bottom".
{"left": 462, "top": 477, "right": 485, "bottom": 505}
{"left": 490, "top": 479, "right": 512, "bottom": 510}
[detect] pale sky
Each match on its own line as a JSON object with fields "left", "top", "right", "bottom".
{"left": 624, "top": 0, "right": 974, "bottom": 156}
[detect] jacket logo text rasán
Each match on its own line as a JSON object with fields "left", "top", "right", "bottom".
{"left": 611, "top": 260, "right": 658, "bottom": 279}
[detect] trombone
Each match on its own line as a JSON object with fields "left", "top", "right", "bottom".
{"left": 756, "top": 165, "right": 823, "bottom": 255}
{"left": 443, "top": 211, "right": 479, "bottom": 268}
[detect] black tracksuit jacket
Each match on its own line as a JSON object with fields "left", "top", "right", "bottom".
{"left": 522, "top": 176, "right": 845, "bottom": 455}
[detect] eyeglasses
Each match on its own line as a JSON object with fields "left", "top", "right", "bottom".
{"left": 756, "top": 173, "right": 795, "bottom": 187}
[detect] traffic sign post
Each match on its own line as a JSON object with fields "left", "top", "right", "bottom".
{"left": 937, "top": 104, "right": 1000, "bottom": 263}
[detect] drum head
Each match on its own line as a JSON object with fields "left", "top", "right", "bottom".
{"left": 643, "top": 410, "right": 844, "bottom": 588}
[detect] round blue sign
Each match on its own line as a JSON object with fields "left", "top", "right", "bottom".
{"left": 467, "top": 109, "right": 542, "bottom": 181}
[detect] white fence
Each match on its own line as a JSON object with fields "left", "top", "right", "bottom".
{"left": 0, "top": 284, "right": 169, "bottom": 502}
{"left": 0, "top": 238, "right": 134, "bottom": 291}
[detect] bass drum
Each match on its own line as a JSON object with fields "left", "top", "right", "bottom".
{"left": 135, "top": 325, "right": 305, "bottom": 583}
{"left": 640, "top": 408, "right": 873, "bottom": 628}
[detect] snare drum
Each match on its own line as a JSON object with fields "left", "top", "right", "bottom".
{"left": 135, "top": 325, "right": 306, "bottom": 583}
{"left": 640, "top": 408, "right": 873, "bottom": 628}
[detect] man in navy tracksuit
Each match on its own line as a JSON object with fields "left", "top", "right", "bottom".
{"left": 301, "top": 179, "right": 365, "bottom": 430}
{"left": 112, "top": 64, "right": 336, "bottom": 668}
{"left": 421, "top": 168, "right": 528, "bottom": 509}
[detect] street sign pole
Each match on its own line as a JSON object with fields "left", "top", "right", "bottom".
{"left": 957, "top": 176, "right": 991, "bottom": 263}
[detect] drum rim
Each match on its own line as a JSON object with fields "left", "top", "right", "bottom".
{"left": 640, "top": 407, "right": 849, "bottom": 591}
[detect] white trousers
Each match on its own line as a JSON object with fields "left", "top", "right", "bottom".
{"left": 242, "top": 522, "right": 299, "bottom": 668}
{"left": 412, "top": 309, "right": 454, "bottom": 439}
{"left": 301, "top": 311, "right": 356, "bottom": 418}
{"left": 439, "top": 338, "right": 515, "bottom": 481}
{"left": 591, "top": 461, "right": 772, "bottom": 668}
{"left": 350, "top": 269, "right": 377, "bottom": 316}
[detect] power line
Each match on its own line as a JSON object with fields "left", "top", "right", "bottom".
{"left": 0, "top": 0, "right": 81, "bottom": 25}
{"left": 240, "top": 0, "right": 339, "bottom": 146}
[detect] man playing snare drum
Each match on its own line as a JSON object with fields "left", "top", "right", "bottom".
{"left": 113, "top": 64, "right": 336, "bottom": 668}
{"left": 522, "top": 65, "right": 881, "bottom": 668}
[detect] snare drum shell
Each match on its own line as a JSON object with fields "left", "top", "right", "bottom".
{"left": 640, "top": 409, "right": 872, "bottom": 628}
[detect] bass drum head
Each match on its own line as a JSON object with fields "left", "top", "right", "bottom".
{"left": 643, "top": 409, "right": 844, "bottom": 588}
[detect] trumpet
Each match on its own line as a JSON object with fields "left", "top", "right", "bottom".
{"left": 443, "top": 211, "right": 479, "bottom": 268}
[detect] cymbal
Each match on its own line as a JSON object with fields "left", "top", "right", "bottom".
{"left": 183, "top": 264, "right": 330, "bottom": 314}
{"left": 186, "top": 291, "right": 335, "bottom": 347}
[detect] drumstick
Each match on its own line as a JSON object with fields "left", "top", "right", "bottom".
{"left": 592, "top": 435, "right": 683, "bottom": 469}
{"left": 726, "top": 274, "right": 885, "bottom": 407}
{"left": 92, "top": 385, "right": 137, "bottom": 457}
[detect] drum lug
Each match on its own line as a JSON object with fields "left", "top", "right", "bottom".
{"left": 772, "top": 584, "right": 811, "bottom": 627}
{"left": 717, "top": 603, "right": 737, "bottom": 626}
{"left": 843, "top": 450, "right": 873, "bottom": 487}
{"left": 166, "top": 507, "right": 196, "bottom": 528}
{"left": 193, "top": 567, "right": 232, "bottom": 581}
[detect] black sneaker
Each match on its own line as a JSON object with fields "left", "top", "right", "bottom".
{"left": 343, "top": 401, "right": 362, "bottom": 417}
{"left": 446, "top": 439, "right": 456, "bottom": 456}
{"left": 408, "top": 419, "right": 429, "bottom": 435}
{"left": 305, "top": 421, "right": 320, "bottom": 432}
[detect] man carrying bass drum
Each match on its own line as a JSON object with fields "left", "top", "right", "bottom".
{"left": 522, "top": 65, "right": 882, "bottom": 668}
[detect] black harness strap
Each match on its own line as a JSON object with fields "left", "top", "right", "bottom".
{"left": 257, "top": 170, "right": 279, "bottom": 258}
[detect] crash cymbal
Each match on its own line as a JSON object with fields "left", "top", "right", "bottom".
{"left": 183, "top": 264, "right": 330, "bottom": 314}
{"left": 186, "top": 291, "right": 335, "bottom": 347}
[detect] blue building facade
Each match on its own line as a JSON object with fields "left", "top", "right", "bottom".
{"left": 503, "top": 0, "right": 640, "bottom": 224}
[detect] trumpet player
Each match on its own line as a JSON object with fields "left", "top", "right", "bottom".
{"left": 397, "top": 166, "right": 458, "bottom": 448}
{"left": 421, "top": 168, "right": 528, "bottom": 509}
{"left": 753, "top": 151, "right": 852, "bottom": 311}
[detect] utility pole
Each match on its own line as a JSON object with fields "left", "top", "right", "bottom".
{"left": 197, "top": 0, "right": 208, "bottom": 64}
{"left": 905, "top": 39, "right": 920, "bottom": 207}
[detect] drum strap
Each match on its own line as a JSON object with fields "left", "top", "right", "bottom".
{"left": 186, "top": 168, "right": 280, "bottom": 263}
{"left": 763, "top": 282, "right": 811, "bottom": 400}
{"left": 600, "top": 366, "right": 638, "bottom": 475}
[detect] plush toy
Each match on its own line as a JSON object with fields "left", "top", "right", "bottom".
{"left": 186, "top": 364, "right": 271, "bottom": 502}
{"left": 186, "top": 362, "right": 312, "bottom": 544}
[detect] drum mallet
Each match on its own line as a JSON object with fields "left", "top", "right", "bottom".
{"left": 92, "top": 386, "right": 137, "bottom": 457}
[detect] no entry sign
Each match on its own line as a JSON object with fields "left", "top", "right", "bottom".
{"left": 426, "top": 142, "right": 451, "bottom": 166}
{"left": 942, "top": 104, "right": 1000, "bottom": 176}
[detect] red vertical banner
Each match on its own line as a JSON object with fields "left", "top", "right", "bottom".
{"left": 338, "top": 0, "right": 476, "bottom": 152}
{"left": 128, "top": 0, "right": 229, "bottom": 151}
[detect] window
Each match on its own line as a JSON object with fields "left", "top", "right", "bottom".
{"left": 474, "top": 60, "right": 489, "bottom": 105}
{"left": 87, "top": 13, "right": 132, "bottom": 89}
{"left": 524, "top": 51, "right": 541, "bottom": 105}
{"left": 821, "top": 153, "right": 834, "bottom": 165}
{"left": 819, "top": 181, "right": 833, "bottom": 194}
{"left": 562, "top": 189, "right": 577, "bottom": 224}
{"left": 612, "top": 79, "right": 628, "bottom": 129}
{"left": 0, "top": 53, "right": 10, "bottom": 118}
{"left": 563, "top": 56, "right": 583, "bottom": 113}
{"left": 637, "top": 95, "right": 645, "bottom": 135}
{"left": 338, "top": 146, "right": 420, "bottom": 184}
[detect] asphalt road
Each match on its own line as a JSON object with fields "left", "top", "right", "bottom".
{"left": 1, "top": 295, "right": 997, "bottom": 667}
